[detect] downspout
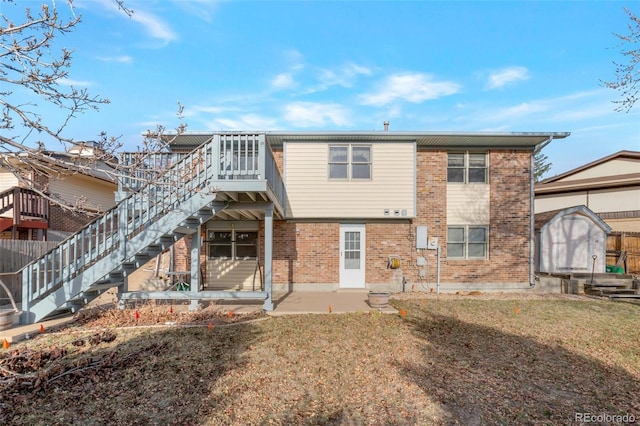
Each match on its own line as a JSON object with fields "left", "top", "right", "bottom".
{"left": 530, "top": 136, "right": 553, "bottom": 287}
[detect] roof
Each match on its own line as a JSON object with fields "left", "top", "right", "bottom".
{"left": 162, "top": 131, "right": 570, "bottom": 150}
{"left": 539, "top": 150, "right": 640, "bottom": 184}
{"left": 534, "top": 172, "right": 640, "bottom": 194}
{"left": 535, "top": 150, "right": 640, "bottom": 195}
{"left": 534, "top": 205, "right": 612, "bottom": 233}
{"left": 0, "top": 151, "right": 117, "bottom": 184}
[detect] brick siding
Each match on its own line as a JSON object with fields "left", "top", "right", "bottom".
{"left": 179, "top": 147, "right": 533, "bottom": 288}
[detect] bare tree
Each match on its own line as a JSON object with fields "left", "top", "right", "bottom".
{"left": 603, "top": 7, "right": 640, "bottom": 112}
{"left": 0, "top": 0, "right": 184, "bottom": 214}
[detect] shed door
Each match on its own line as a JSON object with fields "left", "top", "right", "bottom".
{"left": 554, "top": 216, "right": 591, "bottom": 271}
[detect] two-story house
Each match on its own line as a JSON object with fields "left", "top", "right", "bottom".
{"left": 15, "top": 130, "right": 569, "bottom": 324}
{"left": 0, "top": 144, "right": 117, "bottom": 241}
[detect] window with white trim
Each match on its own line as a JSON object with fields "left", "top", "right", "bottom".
{"left": 447, "top": 225, "right": 488, "bottom": 259}
{"left": 447, "top": 152, "right": 488, "bottom": 183}
{"left": 329, "top": 145, "right": 371, "bottom": 180}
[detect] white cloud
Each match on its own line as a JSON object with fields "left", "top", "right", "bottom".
{"left": 360, "top": 73, "right": 460, "bottom": 106}
{"left": 208, "top": 114, "right": 277, "bottom": 131}
{"left": 171, "top": 0, "right": 219, "bottom": 23}
{"left": 58, "top": 78, "right": 93, "bottom": 87}
{"left": 284, "top": 50, "right": 305, "bottom": 70}
{"left": 89, "top": 0, "right": 177, "bottom": 44}
{"left": 489, "top": 101, "right": 549, "bottom": 121}
{"left": 272, "top": 73, "right": 296, "bottom": 90}
{"left": 317, "top": 63, "right": 372, "bottom": 89}
{"left": 485, "top": 66, "right": 530, "bottom": 90}
{"left": 192, "top": 105, "right": 239, "bottom": 115}
{"left": 96, "top": 55, "right": 133, "bottom": 63}
{"left": 284, "top": 102, "right": 351, "bottom": 127}
{"left": 130, "top": 9, "right": 178, "bottom": 44}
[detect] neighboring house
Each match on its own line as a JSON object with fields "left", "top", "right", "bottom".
{"left": 0, "top": 144, "right": 117, "bottom": 241}
{"left": 534, "top": 205, "right": 611, "bottom": 274}
{"left": 535, "top": 151, "right": 640, "bottom": 232}
{"left": 16, "top": 129, "right": 571, "bottom": 324}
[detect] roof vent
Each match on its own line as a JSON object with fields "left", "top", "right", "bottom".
{"left": 383, "top": 121, "right": 389, "bottom": 132}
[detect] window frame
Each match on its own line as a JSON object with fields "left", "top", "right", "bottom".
{"left": 208, "top": 230, "right": 259, "bottom": 260}
{"left": 328, "top": 144, "right": 372, "bottom": 181}
{"left": 447, "top": 151, "right": 488, "bottom": 184}
{"left": 446, "top": 225, "right": 489, "bottom": 260}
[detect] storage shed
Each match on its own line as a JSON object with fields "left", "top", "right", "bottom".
{"left": 535, "top": 205, "right": 612, "bottom": 274}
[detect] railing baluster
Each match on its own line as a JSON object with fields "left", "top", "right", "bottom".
{"left": 21, "top": 134, "right": 285, "bottom": 323}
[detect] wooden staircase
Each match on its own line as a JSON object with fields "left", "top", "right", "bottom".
{"left": 16, "top": 133, "right": 285, "bottom": 324}
{"left": 17, "top": 138, "right": 227, "bottom": 324}
{"left": 573, "top": 273, "right": 640, "bottom": 301}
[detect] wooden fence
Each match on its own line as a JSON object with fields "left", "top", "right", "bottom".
{"left": 0, "top": 240, "right": 58, "bottom": 305}
{"left": 606, "top": 232, "right": 640, "bottom": 275}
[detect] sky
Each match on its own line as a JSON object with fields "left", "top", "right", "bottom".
{"left": 4, "top": 0, "right": 640, "bottom": 178}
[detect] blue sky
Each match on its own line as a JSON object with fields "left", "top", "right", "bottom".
{"left": 6, "top": 0, "right": 640, "bottom": 177}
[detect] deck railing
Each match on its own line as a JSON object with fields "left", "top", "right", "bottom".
{"left": 20, "top": 134, "right": 286, "bottom": 319}
{"left": 0, "top": 187, "right": 49, "bottom": 224}
{"left": 20, "top": 137, "right": 220, "bottom": 313}
{"left": 118, "top": 134, "right": 283, "bottom": 194}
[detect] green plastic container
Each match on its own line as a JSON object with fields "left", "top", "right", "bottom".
{"left": 605, "top": 264, "right": 624, "bottom": 274}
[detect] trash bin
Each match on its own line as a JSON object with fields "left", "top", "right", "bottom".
{"left": 606, "top": 265, "right": 624, "bottom": 274}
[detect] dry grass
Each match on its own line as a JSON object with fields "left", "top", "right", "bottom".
{"left": 1, "top": 294, "right": 639, "bottom": 425}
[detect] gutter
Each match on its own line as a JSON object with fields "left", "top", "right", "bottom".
{"left": 530, "top": 136, "right": 553, "bottom": 287}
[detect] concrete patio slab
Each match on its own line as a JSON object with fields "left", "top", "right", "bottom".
{"left": 1, "top": 291, "right": 398, "bottom": 345}
{"left": 270, "top": 291, "right": 398, "bottom": 315}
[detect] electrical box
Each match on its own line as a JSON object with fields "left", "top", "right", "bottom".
{"left": 427, "top": 236, "right": 439, "bottom": 250}
{"left": 416, "top": 226, "right": 428, "bottom": 249}
{"left": 416, "top": 256, "right": 426, "bottom": 266}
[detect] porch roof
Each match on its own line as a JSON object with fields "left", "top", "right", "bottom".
{"left": 164, "top": 131, "right": 570, "bottom": 150}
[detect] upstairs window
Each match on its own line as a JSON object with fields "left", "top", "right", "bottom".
{"left": 447, "top": 152, "right": 487, "bottom": 183}
{"left": 329, "top": 145, "right": 371, "bottom": 180}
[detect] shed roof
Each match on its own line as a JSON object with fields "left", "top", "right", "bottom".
{"left": 534, "top": 205, "right": 612, "bottom": 233}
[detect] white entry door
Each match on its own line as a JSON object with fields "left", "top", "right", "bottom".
{"left": 339, "top": 224, "right": 366, "bottom": 288}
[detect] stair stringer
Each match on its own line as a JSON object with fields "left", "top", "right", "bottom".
{"left": 21, "top": 196, "right": 225, "bottom": 323}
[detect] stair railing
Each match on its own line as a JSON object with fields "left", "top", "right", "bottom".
{"left": 20, "top": 137, "right": 219, "bottom": 312}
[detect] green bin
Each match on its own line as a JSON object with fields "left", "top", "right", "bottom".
{"left": 605, "top": 264, "right": 624, "bottom": 274}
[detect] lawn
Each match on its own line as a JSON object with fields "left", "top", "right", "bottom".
{"left": 1, "top": 294, "right": 639, "bottom": 425}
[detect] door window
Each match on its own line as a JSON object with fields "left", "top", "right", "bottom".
{"left": 344, "top": 231, "right": 361, "bottom": 269}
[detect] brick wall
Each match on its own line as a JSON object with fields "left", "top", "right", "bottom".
{"left": 270, "top": 221, "right": 339, "bottom": 284}
{"left": 487, "top": 150, "right": 531, "bottom": 283}
{"left": 178, "top": 147, "right": 533, "bottom": 289}
{"left": 48, "top": 205, "right": 95, "bottom": 233}
{"left": 409, "top": 149, "right": 532, "bottom": 285}
{"left": 174, "top": 237, "right": 191, "bottom": 272}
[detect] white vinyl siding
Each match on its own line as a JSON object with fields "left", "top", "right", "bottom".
{"left": 560, "top": 158, "right": 639, "bottom": 181}
{"left": 48, "top": 175, "right": 116, "bottom": 212}
{"left": 0, "top": 171, "right": 18, "bottom": 192}
{"left": 535, "top": 187, "right": 640, "bottom": 214}
{"left": 447, "top": 184, "right": 490, "bottom": 224}
{"left": 1, "top": 172, "right": 19, "bottom": 219}
{"left": 285, "top": 142, "right": 415, "bottom": 218}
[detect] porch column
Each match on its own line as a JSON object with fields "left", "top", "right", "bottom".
{"left": 189, "top": 228, "right": 202, "bottom": 311}
{"left": 190, "top": 228, "right": 202, "bottom": 291}
{"left": 263, "top": 205, "right": 274, "bottom": 311}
